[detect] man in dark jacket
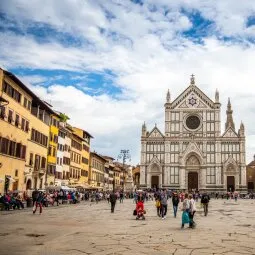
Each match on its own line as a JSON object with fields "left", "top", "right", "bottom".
{"left": 109, "top": 191, "right": 117, "bottom": 213}
{"left": 201, "top": 192, "right": 210, "bottom": 216}
{"left": 172, "top": 193, "right": 179, "bottom": 218}
{"left": 32, "top": 189, "right": 39, "bottom": 206}
{"left": 33, "top": 191, "right": 44, "bottom": 214}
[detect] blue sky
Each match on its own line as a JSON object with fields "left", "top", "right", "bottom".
{"left": 1, "top": 0, "right": 255, "bottom": 163}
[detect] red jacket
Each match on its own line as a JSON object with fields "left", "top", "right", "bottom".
{"left": 136, "top": 201, "right": 144, "bottom": 211}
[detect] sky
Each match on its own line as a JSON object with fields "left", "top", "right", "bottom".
{"left": 1, "top": 0, "right": 255, "bottom": 165}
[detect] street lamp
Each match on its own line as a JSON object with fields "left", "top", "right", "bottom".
{"left": 118, "top": 149, "right": 131, "bottom": 190}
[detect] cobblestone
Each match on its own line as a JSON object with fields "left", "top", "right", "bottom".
{"left": 0, "top": 199, "right": 255, "bottom": 255}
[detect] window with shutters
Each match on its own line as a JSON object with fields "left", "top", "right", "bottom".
{"left": 15, "top": 114, "right": 19, "bottom": 127}
{"left": 8, "top": 110, "right": 13, "bottom": 124}
{"left": 41, "top": 157, "right": 46, "bottom": 169}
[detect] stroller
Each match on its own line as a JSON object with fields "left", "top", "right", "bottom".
{"left": 135, "top": 200, "right": 146, "bottom": 220}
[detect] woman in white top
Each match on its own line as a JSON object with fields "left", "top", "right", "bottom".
{"left": 181, "top": 193, "right": 190, "bottom": 229}
{"left": 189, "top": 194, "right": 197, "bottom": 229}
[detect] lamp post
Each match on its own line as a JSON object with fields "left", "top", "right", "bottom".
{"left": 118, "top": 149, "right": 131, "bottom": 190}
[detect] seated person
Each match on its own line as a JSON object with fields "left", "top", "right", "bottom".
{"left": 15, "top": 194, "right": 24, "bottom": 209}
{"left": 0, "top": 195, "right": 11, "bottom": 210}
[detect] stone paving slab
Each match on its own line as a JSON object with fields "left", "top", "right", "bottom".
{"left": 0, "top": 199, "right": 255, "bottom": 255}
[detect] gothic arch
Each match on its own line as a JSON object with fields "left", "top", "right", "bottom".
{"left": 150, "top": 163, "right": 160, "bottom": 173}
{"left": 186, "top": 154, "right": 201, "bottom": 167}
{"left": 185, "top": 152, "right": 202, "bottom": 167}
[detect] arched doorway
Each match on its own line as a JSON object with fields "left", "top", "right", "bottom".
{"left": 188, "top": 172, "right": 198, "bottom": 191}
{"left": 151, "top": 176, "right": 159, "bottom": 189}
{"left": 227, "top": 176, "right": 235, "bottom": 192}
{"left": 186, "top": 155, "right": 200, "bottom": 192}
{"left": 26, "top": 179, "right": 32, "bottom": 190}
{"left": 149, "top": 163, "right": 161, "bottom": 189}
{"left": 226, "top": 164, "right": 235, "bottom": 192}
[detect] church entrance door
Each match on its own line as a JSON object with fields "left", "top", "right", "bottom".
{"left": 151, "top": 176, "right": 159, "bottom": 189}
{"left": 188, "top": 172, "right": 198, "bottom": 192}
{"left": 227, "top": 176, "right": 235, "bottom": 192}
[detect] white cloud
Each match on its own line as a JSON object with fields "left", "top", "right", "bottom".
{"left": 1, "top": 0, "right": 255, "bottom": 164}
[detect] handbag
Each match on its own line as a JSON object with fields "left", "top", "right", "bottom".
{"left": 182, "top": 211, "right": 190, "bottom": 224}
{"left": 133, "top": 209, "right": 137, "bottom": 216}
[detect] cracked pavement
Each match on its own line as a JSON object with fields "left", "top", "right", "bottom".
{"left": 0, "top": 199, "right": 255, "bottom": 255}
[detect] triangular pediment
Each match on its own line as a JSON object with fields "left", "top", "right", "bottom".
{"left": 223, "top": 155, "right": 237, "bottom": 167}
{"left": 148, "top": 126, "right": 164, "bottom": 138}
{"left": 222, "top": 127, "right": 238, "bottom": 138}
{"left": 181, "top": 142, "right": 204, "bottom": 165}
{"left": 223, "top": 155, "right": 238, "bottom": 173}
{"left": 171, "top": 85, "right": 215, "bottom": 110}
{"left": 149, "top": 155, "right": 161, "bottom": 165}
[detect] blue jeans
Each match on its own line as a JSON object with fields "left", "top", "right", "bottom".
{"left": 173, "top": 205, "right": 178, "bottom": 217}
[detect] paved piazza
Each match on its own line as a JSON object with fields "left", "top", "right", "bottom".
{"left": 1, "top": 199, "right": 255, "bottom": 255}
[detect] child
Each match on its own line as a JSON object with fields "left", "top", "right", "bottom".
{"left": 155, "top": 198, "right": 161, "bottom": 217}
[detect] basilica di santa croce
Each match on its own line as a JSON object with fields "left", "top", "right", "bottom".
{"left": 140, "top": 76, "right": 247, "bottom": 192}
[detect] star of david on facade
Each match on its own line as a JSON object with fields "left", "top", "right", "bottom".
{"left": 188, "top": 96, "right": 197, "bottom": 106}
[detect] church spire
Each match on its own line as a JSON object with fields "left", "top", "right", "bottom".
{"left": 215, "top": 89, "right": 219, "bottom": 103}
{"left": 166, "top": 89, "right": 170, "bottom": 103}
{"left": 225, "top": 98, "right": 235, "bottom": 131}
{"left": 142, "top": 121, "right": 147, "bottom": 137}
{"left": 239, "top": 121, "right": 245, "bottom": 137}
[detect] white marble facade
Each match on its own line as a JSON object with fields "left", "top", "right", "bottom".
{"left": 140, "top": 76, "right": 246, "bottom": 192}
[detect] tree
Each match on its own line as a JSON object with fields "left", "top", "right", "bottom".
{"left": 59, "top": 113, "right": 70, "bottom": 122}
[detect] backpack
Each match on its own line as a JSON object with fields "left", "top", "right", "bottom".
{"left": 202, "top": 195, "right": 209, "bottom": 203}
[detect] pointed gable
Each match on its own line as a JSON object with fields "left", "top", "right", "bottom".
{"left": 181, "top": 142, "right": 204, "bottom": 165}
{"left": 171, "top": 85, "right": 215, "bottom": 110}
{"left": 222, "top": 127, "right": 238, "bottom": 138}
{"left": 148, "top": 126, "right": 164, "bottom": 138}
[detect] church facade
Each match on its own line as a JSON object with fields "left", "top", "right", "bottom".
{"left": 140, "top": 76, "right": 246, "bottom": 192}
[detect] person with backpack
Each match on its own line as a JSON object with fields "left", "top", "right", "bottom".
{"left": 109, "top": 191, "right": 117, "bottom": 213}
{"left": 172, "top": 192, "right": 179, "bottom": 218}
{"left": 160, "top": 190, "right": 168, "bottom": 219}
{"left": 201, "top": 192, "right": 210, "bottom": 216}
{"left": 33, "top": 191, "right": 44, "bottom": 214}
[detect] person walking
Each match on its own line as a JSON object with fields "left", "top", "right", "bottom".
{"left": 181, "top": 193, "right": 190, "bottom": 229}
{"left": 32, "top": 189, "right": 39, "bottom": 206}
{"left": 234, "top": 191, "right": 238, "bottom": 202}
{"left": 155, "top": 197, "right": 161, "bottom": 217}
{"left": 172, "top": 192, "right": 179, "bottom": 218}
{"left": 119, "top": 191, "right": 124, "bottom": 203}
{"left": 106, "top": 193, "right": 110, "bottom": 203}
{"left": 109, "top": 191, "right": 117, "bottom": 213}
{"left": 160, "top": 190, "right": 168, "bottom": 219}
{"left": 189, "top": 194, "right": 196, "bottom": 228}
{"left": 33, "top": 191, "right": 44, "bottom": 214}
{"left": 201, "top": 192, "right": 210, "bottom": 216}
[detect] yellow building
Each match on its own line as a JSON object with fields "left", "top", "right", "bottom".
{"left": 46, "top": 113, "right": 60, "bottom": 186}
{"left": 89, "top": 152, "right": 106, "bottom": 190}
{"left": 69, "top": 132, "right": 83, "bottom": 186}
{"left": 73, "top": 127, "right": 93, "bottom": 188}
{"left": 113, "top": 164, "right": 121, "bottom": 190}
{"left": 132, "top": 165, "right": 140, "bottom": 189}
{"left": 0, "top": 69, "right": 54, "bottom": 193}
